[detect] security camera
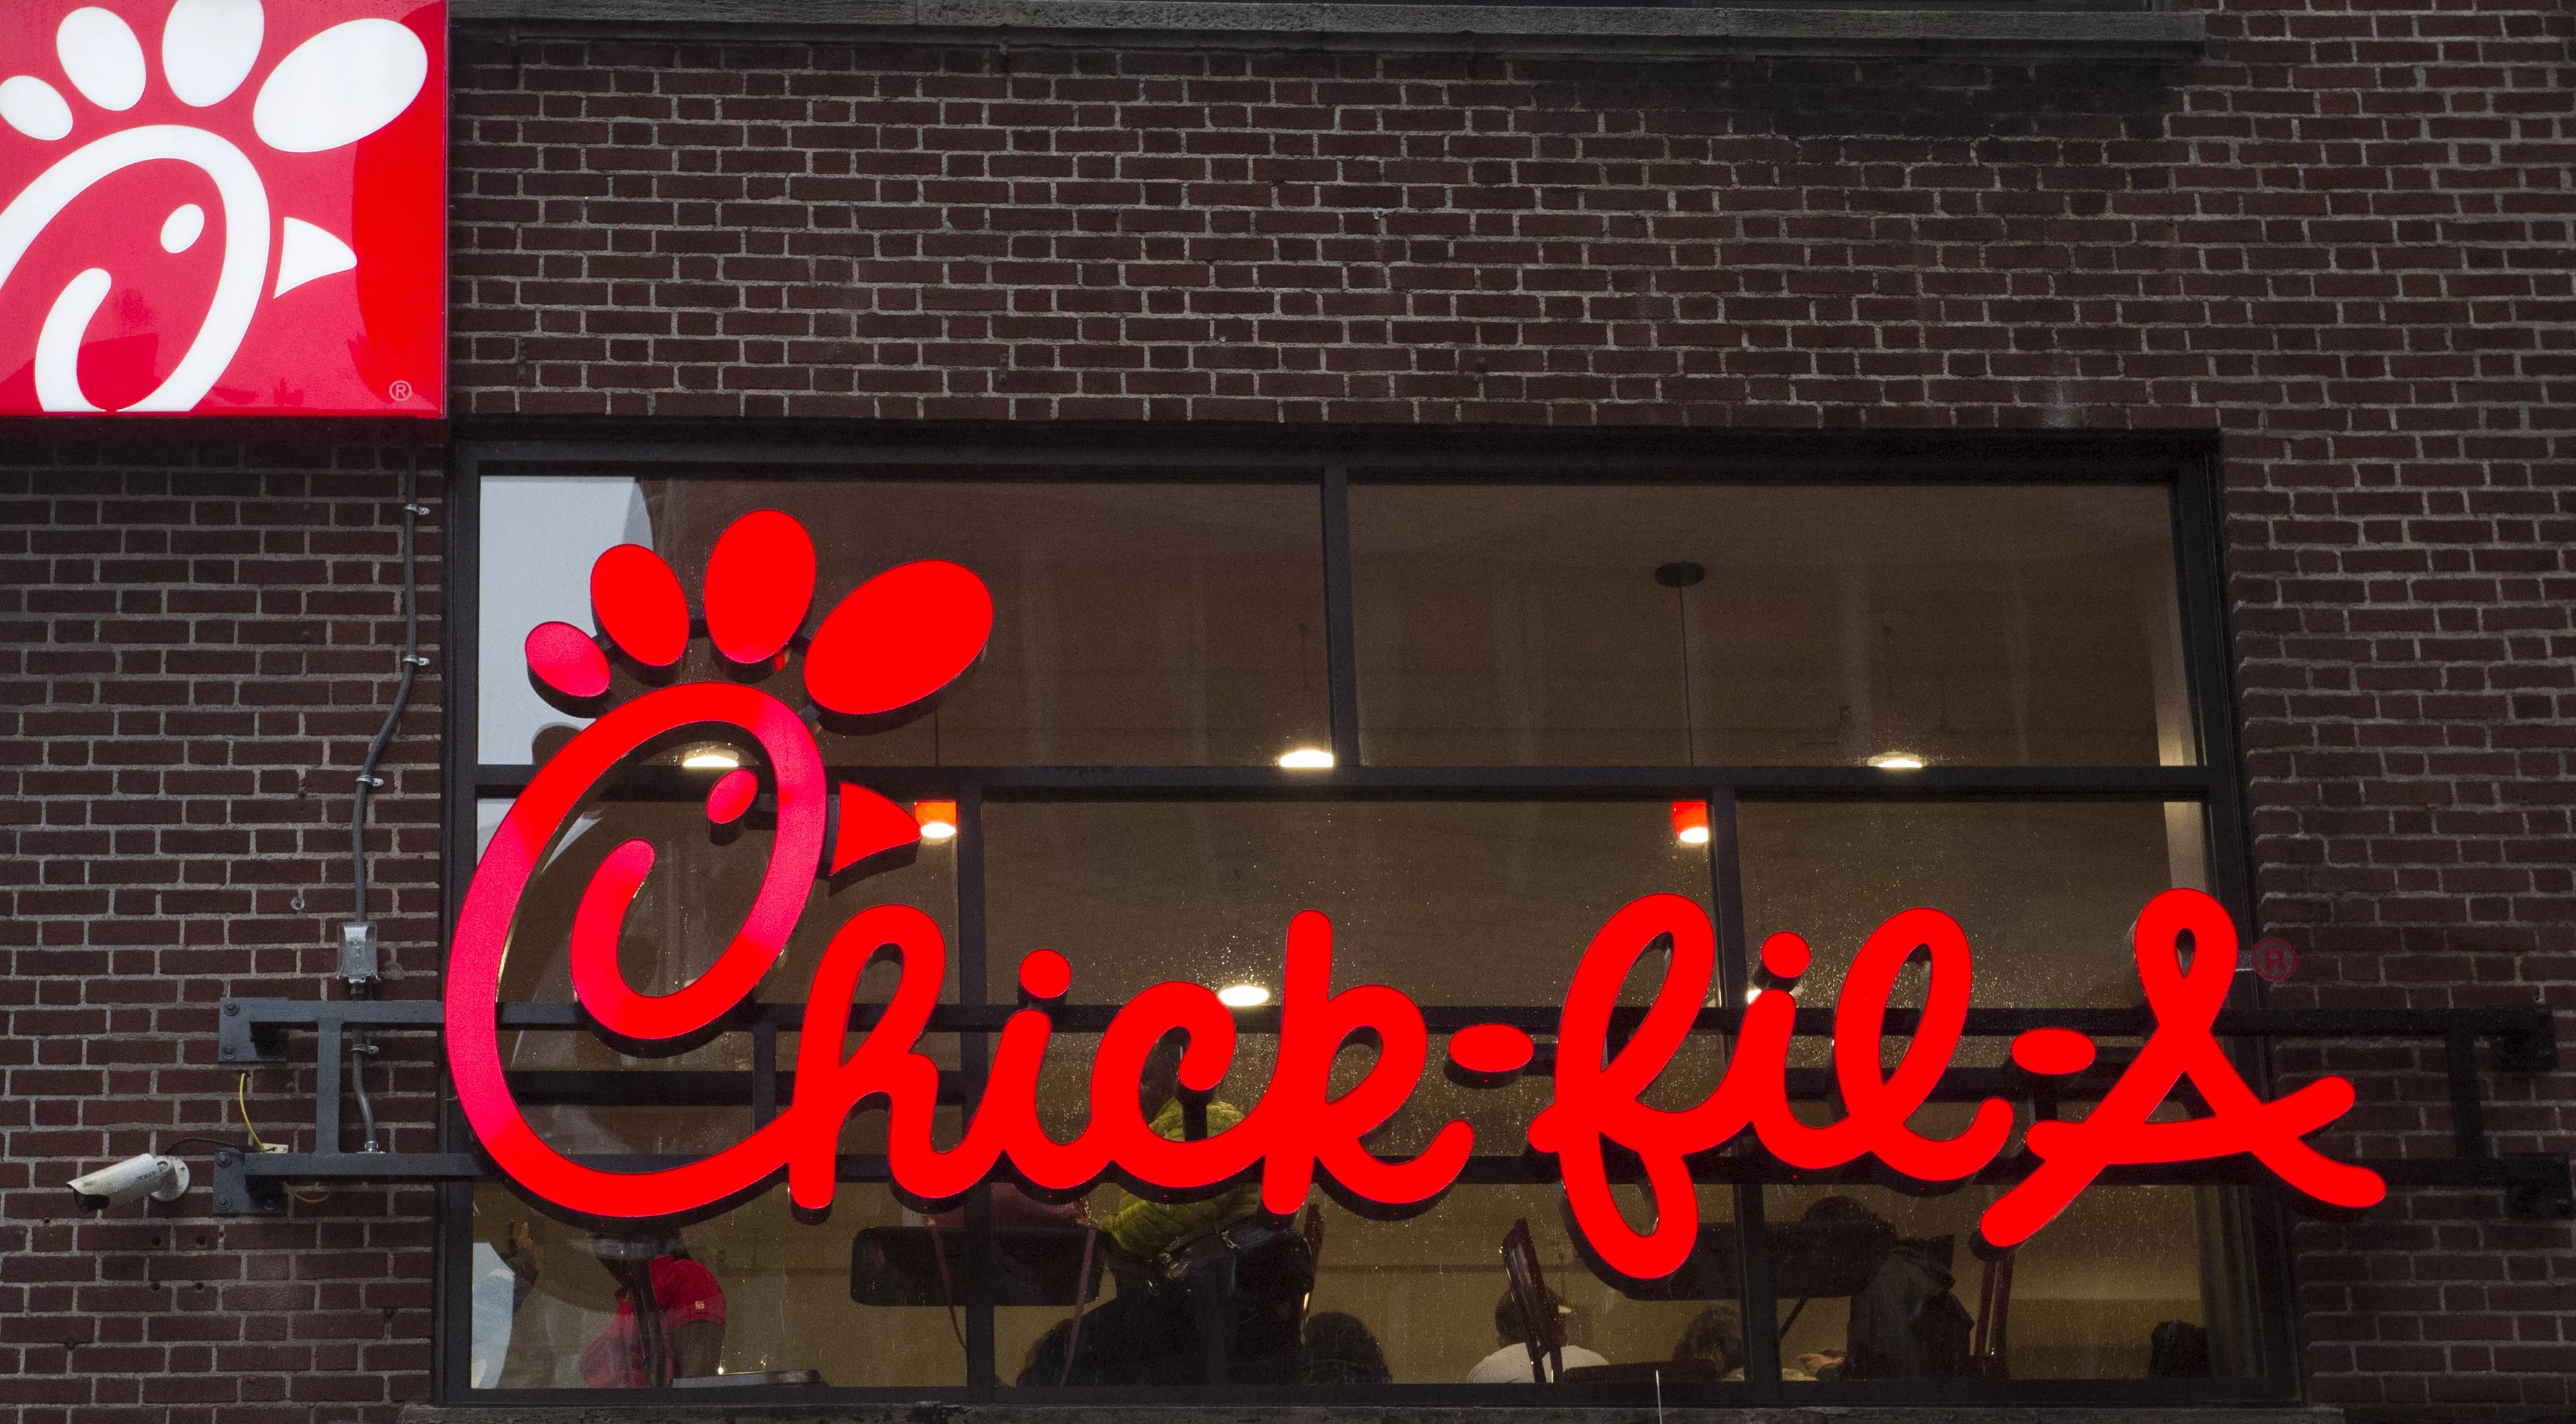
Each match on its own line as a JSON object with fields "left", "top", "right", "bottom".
{"left": 68, "top": 1154, "right": 191, "bottom": 1212}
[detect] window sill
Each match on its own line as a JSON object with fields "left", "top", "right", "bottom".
{"left": 452, "top": 0, "right": 2207, "bottom": 63}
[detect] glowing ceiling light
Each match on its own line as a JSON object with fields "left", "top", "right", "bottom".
{"left": 1277, "top": 747, "right": 1335, "bottom": 769}
{"left": 1217, "top": 984, "right": 1271, "bottom": 1008}
{"left": 1867, "top": 752, "right": 1926, "bottom": 770}
{"left": 1670, "top": 800, "right": 1711, "bottom": 847}
{"left": 680, "top": 748, "right": 741, "bottom": 769}
{"left": 912, "top": 800, "right": 958, "bottom": 841}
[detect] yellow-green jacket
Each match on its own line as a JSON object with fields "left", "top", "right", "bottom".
{"left": 1101, "top": 1100, "right": 1263, "bottom": 1260}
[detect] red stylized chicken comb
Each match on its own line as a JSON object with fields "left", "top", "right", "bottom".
{"left": 522, "top": 509, "right": 994, "bottom": 719}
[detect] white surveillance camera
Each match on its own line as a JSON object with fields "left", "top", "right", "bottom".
{"left": 68, "top": 1154, "right": 191, "bottom": 1212}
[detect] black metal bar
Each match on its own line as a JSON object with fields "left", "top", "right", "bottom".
{"left": 474, "top": 761, "right": 2220, "bottom": 799}
{"left": 220, "top": 997, "right": 444, "bottom": 1063}
{"left": 954, "top": 785, "right": 998, "bottom": 1398}
{"left": 484, "top": 1062, "right": 2184, "bottom": 1109}
{"left": 751, "top": 1020, "right": 779, "bottom": 1127}
{"left": 457, "top": 999, "right": 2550, "bottom": 1041}
{"left": 1709, "top": 787, "right": 1749, "bottom": 1010}
{"left": 2447, "top": 1023, "right": 2488, "bottom": 1161}
{"left": 222, "top": 996, "right": 2560, "bottom": 1054}
{"left": 436, "top": 1179, "right": 476, "bottom": 1398}
{"left": 226, "top": 1149, "right": 484, "bottom": 1182}
{"left": 211, "top": 1145, "right": 2571, "bottom": 1198}
{"left": 315, "top": 1019, "right": 343, "bottom": 1154}
{"left": 456, "top": 427, "right": 2206, "bottom": 485}
{"left": 964, "top": 1182, "right": 997, "bottom": 1399}
{"left": 1321, "top": 464, "right": 1361, "bottom": 765}
{"left": 1733, "top": 1182, "right": 1783, "bottom": 1396}
{"left": 2169, "top": 444, "right": 2253, "bottom": 928}
{"left": 436, "top": 444, "right": 477, "bottom": 1407}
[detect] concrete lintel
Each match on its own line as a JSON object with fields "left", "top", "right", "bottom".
{"left": 451, "top": 0, "right": 2208, "bottom": 63}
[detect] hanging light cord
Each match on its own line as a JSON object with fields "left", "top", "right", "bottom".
{"left": 1675, "top": 584, "right": 1697, "bottom": 765}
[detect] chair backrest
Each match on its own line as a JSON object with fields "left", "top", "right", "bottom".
{"left": 1500, "top": 1218, "right": 1564, "bottom": 1383}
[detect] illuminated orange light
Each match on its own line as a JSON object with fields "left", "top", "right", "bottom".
{"left": 1670, "top": 800, "right": 1711, "bottom": 847}
{"left": 912, "top": 800, "right": 959, "bottom": 841}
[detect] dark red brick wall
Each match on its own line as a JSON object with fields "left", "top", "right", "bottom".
{"left": 0, "top": 447, "right": 447, "bottom": 1424}
{"left": 6, "top": 0, "right": 2573, "bottom": 1418}
{"left": 445, "top": 20, "right": 2576, "bottom": 1401}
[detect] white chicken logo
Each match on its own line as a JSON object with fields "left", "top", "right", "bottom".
{"left": 0, "top": 0, "right": 431, "bottom": 412}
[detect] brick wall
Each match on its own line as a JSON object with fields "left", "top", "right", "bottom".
{"left": 447, "top": 21, "right": 2576, "bottom": 1403}
{"left": 3, "top": 0, "right": 2572, "bottom": 1418}
{"left": 0, "top": 445, "right": 447, "bottom": 1424}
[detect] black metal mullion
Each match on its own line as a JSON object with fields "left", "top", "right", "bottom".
{"left": 1697, "top": 783, "right": 1783, "bottom": 1394}
{"left": 750, "top": 1021, "right": 778, "bottom": 1126}
{"left": 1708, "top": 787, "right": 1749, "bottom": 1010}
{"left": 1321, "top": 464, "right": 1362, "bottom": 764}
{"left": 434, "top": 443, "right": 480, "bottom": 1404}
{"left": 434, "top": 1180, "right": 477, "bottom": 1398}
{"left": 2171, "top": 445, "right": 2255, "bottom": 935}
{"left": 1732, "top": 1182, "right": 1783, "bottom": 1398}
{"left": 474, "top": 762, "right": 2216, "bottom": 800}
{"left": 2169, "top": 443, "right": 2305, "bottom": 1394}
{"left": 2447, "top": 1025, "right": 2489, "bottom": 1161}
{"left": 954, "top": 784, "right": 998, "bottom": 1398}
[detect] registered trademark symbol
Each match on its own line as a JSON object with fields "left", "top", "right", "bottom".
{"left": 387, "top": 379, "right": 415, "bottom": 403}
{"left": 2252, "top": 936, "right": 2298, "bottom": 983}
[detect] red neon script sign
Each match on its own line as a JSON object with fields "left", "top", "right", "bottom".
{"left": 447, "top": 511, "right": 2385, "bottom": 1275}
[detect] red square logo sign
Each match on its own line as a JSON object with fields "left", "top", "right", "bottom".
{"left": 0, "top": 0, "right": 444, "bottom": 416}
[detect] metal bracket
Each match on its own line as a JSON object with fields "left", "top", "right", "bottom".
{"left": 206, "top": 995, "right": 2569, "bottom": 1219}
{"left": 216, "top": 999, "right": 451, "bottom": 1214}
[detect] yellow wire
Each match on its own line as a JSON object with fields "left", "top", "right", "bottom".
{"left": 236, "top": 1072, "right": 330, "bottom": 1203}
{"left": 235, "top": 1074, "right": 268, "bottom": 1150}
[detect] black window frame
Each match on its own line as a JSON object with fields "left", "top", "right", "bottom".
{"left": 435, "top": 425, "right": 2299, "bottom": 1407}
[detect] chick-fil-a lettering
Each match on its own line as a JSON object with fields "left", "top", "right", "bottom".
{"left": 447, "top": 734, "right": 2381, "bottom": 1277}
{"left": 451, "top": 510, "right": 2383, "bottom": 1275}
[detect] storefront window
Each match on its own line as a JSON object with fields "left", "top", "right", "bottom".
{"left": 453, "top": 448, "right": 2278, "bottom": 1401}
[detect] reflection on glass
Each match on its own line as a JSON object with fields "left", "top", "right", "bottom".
{"left": 1764, "top": 1184, "right": 2259, "bottom": 1381}
{"left": 982, "top": 800, "right": 1713, "bottom": 1006}
{"left": 469, "top": 1183, "right": 966, "bottom": 1388}
{"left": 1740, "top": 801, "right": 2209, "bottom": 1014}
{"left": 479, "top": 476, "right": 652, "bottom": 765}
{"left": 1352, "top": 484, "right": 2193, "bottom": 767}
{"left": 482, "top": 476, "right": 1329, "bottom": 767}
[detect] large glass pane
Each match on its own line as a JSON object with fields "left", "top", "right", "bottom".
{"left": 477, "top": 783, "right": 959, "bottom": 1156}
{"left": 1740, "top": 801, "right": 2258, "bottom": 1382}
{"left": 1763, "top": 1183, "right": 2260, "bottom": 1383}
{"left": 469, "top": 1182, "right": 968, "bottom": 1389}
{"left": 479, "top": 474, "right": 1328, "bottom": 766}
{"left": 1351, "top": 484, "right": 2192, "bottom": 767}
{"left": 1738, "top": 800, "right": 2207, "bottom": 1013}
{"left": 983, "top": 800, "right": 1713, "bottom": 1006}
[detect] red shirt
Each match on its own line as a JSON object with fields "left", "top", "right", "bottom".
{"left": 579, "top": 1257, "right": 725, "bottom": 1388}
